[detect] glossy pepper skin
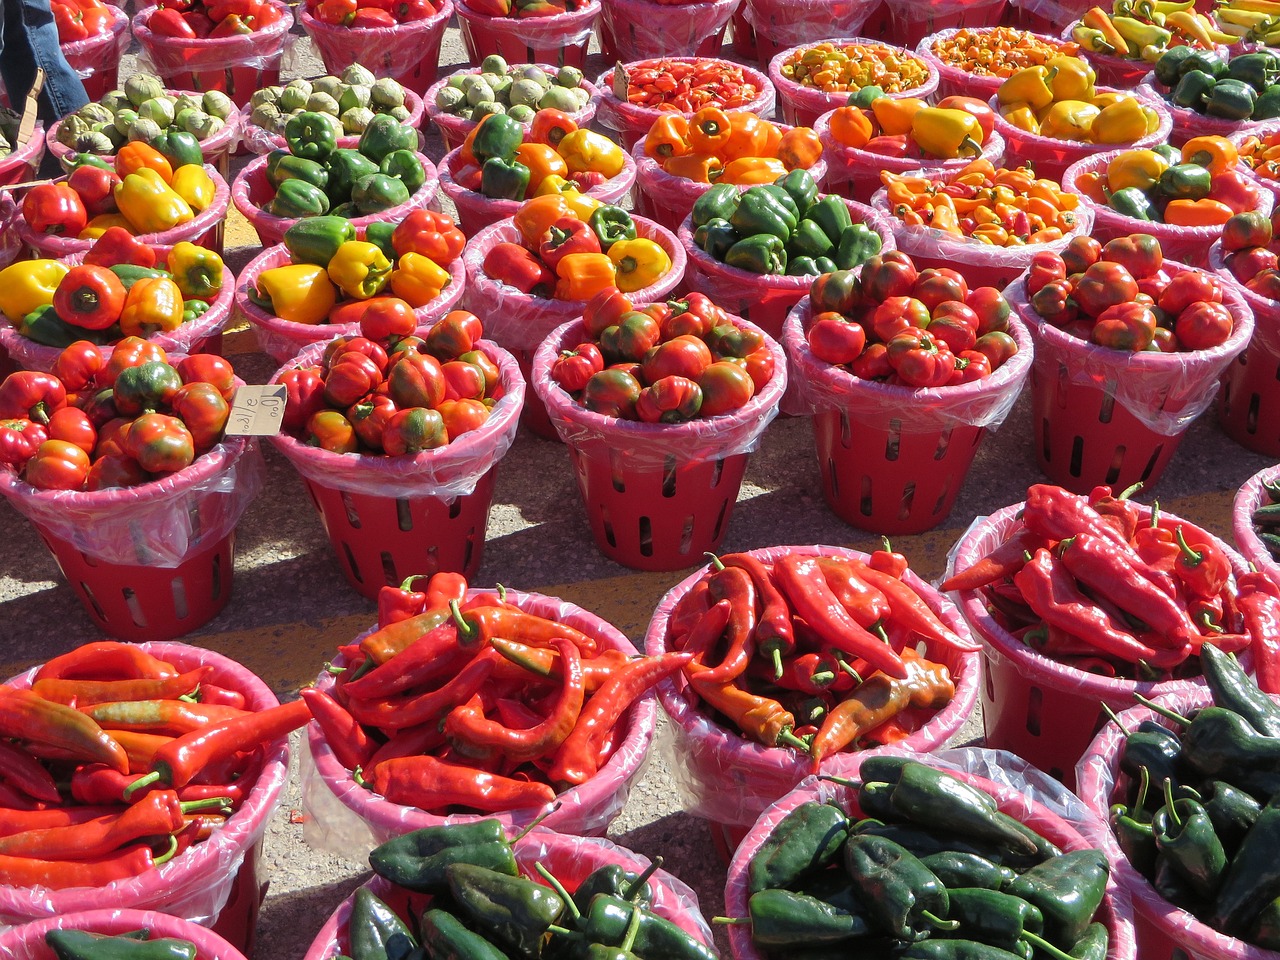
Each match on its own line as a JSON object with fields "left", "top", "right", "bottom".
{"left": 481, "top": 157, "right": 532, "bottom": 201}
{"left": 744, "top": 888, "right": 872, "bottom": 947}
{"left": 589, "top": 206, "right": 636, "bottom": 248}
{"left": 328, "top": 241, "right": 392, "bottom": 300}
{"left": 349, "top": 887, "right": 419, "bottom": 960}
{"left": 1212, "top": 798, "right": 1280, "bottom": 937}
{"left": 691, "top": 183, "right": 740, "bottom": 228}
{"left": 731, "top": 187, "right": 797, "bottom": 241}
{"left": 446, "top": 862, "right": 565, "bottom": 958}
{"left": 1003, "top": 850, "right": 1109, "bottom": 948}
{"left": 747, "top": 800, "right": 849, "bottom": 894}
{"left": 843, "top": 834, "right": 951, "bottom": 941}
{"left": 284, "top": 216, "right": 356, "bottom": 267}
{"left": 421, "top": 909, "right": 508, "bottom": 960}
{"left": 1152, "top": 778, "right": 1227, "bottom": 901}
{"left": 583, "top": 895, "right": 717, "bottom": 960}
{"left": 43, "top": 930, "right": 198, "bottom": 960}
{"left": 368, "top": 820, "right": 518, "bottom": 894}
{"left": 114, "top": 169, "right": 194, "bottom": 234}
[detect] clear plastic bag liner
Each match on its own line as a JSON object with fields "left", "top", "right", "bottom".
{"left": 302, "top": 830, "right": 712, "bottom": 960}
{"left": 782, "top": 294, "right": 1034, "bottom": 426}
{"left": 1210, "top": 237, "right": 1280, "bottom": 361}
{"left": 269, "top": 338, "right": 524, "bottom": 500}
{"left": 237, "top": 87, "right": 425, "bottom": 157}
{"left": 17, "top": 164, "right": 230, "bottom": 259}
{"left": 1137, "top": 75, "right": 1280, "bottom": 144}
{"left": 769, "top": 40, "right": 941, "bottom": 126}
{"left": 724, "top": 746, "right": 1139, "bottom": 960}
{"left": 1075, "top": 686, "right": 1276, "bottom": 960}
{"left": 300, "top": 0, "right": 452, "bottom": 82}
{"left": 232, "top": 151, "right": 438, "bottom": 248}
{"left": 744, "top": 0, "right": 881, "bottom": 47}
{"left": 0, "top": 193, "right": 21, "bottom": 271}
{"left": 0, "top": 642, "right": 288, "bottom": 929}
{"left": 0, "top": 908, "right": 249, "bottom": 959}
{"left": 599, "top": 0, "right": 737, "bottom": 60}
{"left": 532, "top": 313, "right": 786, "bottom": 470}
{"left": 298, "top": 588, "right": 657, "bottom": 858}
{"left": 455, "top": 0, "right": 601, "bottom": 49}
{"left": 1063, "top": 150, "right": 1275, "bottom": 266}
{"left": 0, "top": 122, "right": 45, "bottom": 187}
{"left": 943, "top": 499, "right": 1253, "bottom": 685}
{"left": 237, "top": 244, "right": 466, "bottom": 365}
{"left": 1232, "top": 464, "right": 1280, "bottom": 591}
{"left": 0, "top": 431, "right": 263, "bottom": 568}
{"left": 593, "top": 59, "right": 776, "bottom": 136}
{"left": 1005, "top": 271, "right": 1254, "bottom": 436}
{"left": 425, "top": 66, "right": 599, "bottom": 152}
{"left": 0, "top": 245, "right": 236, "bottom": 373}
{"left": 641, "top": 544, "right": 981, "bottom": 826}
{"left": 440, "top": 144, "right": 636, "bottom": 235}
{"left": 916, "top": 27, "right": 1076, "bottom": 100}
{"left": 132, "top": 1, "right": 293, "bottom": 75}
{"left": 462, "top": 215, "right": 686, "bottom": 352}
{"left": 1013, "top": 0, "right": 1094, "bottom": 25}
{"left": 61, "top": 5, "right": 130, "bottom": 84}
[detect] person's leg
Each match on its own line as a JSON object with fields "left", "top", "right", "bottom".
{"left": 4, "top": 0, "right": 88, "bottom": 122}
{"left": 0, "top": 0, "right": 40, "bottom": 110}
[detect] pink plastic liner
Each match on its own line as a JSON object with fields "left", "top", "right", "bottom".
{"left": 17, "top": 164, "right": 230, "bottom": 258}
{"left": 0, "top": 123, "right": 46, "bottom": 187}
{"left": 299, "top": 0, "right": 453, "bottom": 85}
{"left": 745, "top": 0, "right": 882, "bottom": 51}
{"left": 0, "top": 909, "right": 249, "bottom": 959}
{"left": 726, "top": 747, "right": 1138, "bottom": 960}
{"left": 298, "top": 588, "right": 654, "bottom": 851}
{"left": 231, "top": 151, "right": 438, "bottom": 248}
{"left": 1077, "top": 686, "right": 1279, "bottom": 960}
{"left": 132, "top": 1, "right": 292, "bottom": 78}
{"left": 1207, "top": 237, "right": 1280, "bottom": 395}
{"left": 0, "top": 193, "right": 24, "bottom": 271}
{"left": 302, "top": 829, "right": 713, "bottom": 959}
{"left": 598, "top": 0, "right": 738, "bottom": 60}
{"left": 268, "top": 338, "right": 523, "bottom": 500}
{"left": 238, "top": 88, "right": 426, "bottom": 157}
{"left": 916, "top": 26, "right": 1080, "bottom": 100}
{"left": 425, "top": 65, "right": 599, "bottom": 152}
{"left": 60, "top": 5, "right": 130, "bottom": 94}
{"left": 455, "top": 0, "right": 601, "bottom": 57}
{"left": 1233, "top": 464, "right": 1280, "bottom": 592}
{"left": 462, "top": 213, "right": 686, "bottom": 352}
{"left": 0, "top": 642, "right": 288, "bottom": 927}
{"left": 1005, "top": 267, "right": 1254, "bottom": 435}
{"left": 235, "top": 243, "right": 467, "bottom": 365}
{"left": 637, "top": 545, "right": 980, "bottom": 826}
{"left": 0, "top": 244, "right": 236, "bottom": 372}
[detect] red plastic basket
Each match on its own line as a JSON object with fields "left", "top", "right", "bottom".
{"left": 301, "top": 588, "right": 655, "bottom": 845}
{"left": 462, "top": 214, "right": 686, "bottom": 439}
{"left": 1006, "top": 0, "right": 1093, "bottom": 33}
{"left": 782, "top": 295, "right": 1033, "bottom": 534}
{"left": 60, "top": 5, "right": 130, "bottom": 101}
{"left": 1077, "top": 687, "right": 1276, "bottom": 960}
{"left": 1006, "top": 270, "right": 1253, "bottom": 493}
{"left": 643, "top": 545, "right": 981, "bottom": 827}
{"left": 438, "top": 145, "right": 637, "bottom": 238}
{"left": 746, "top": 0, "right": 883, "bottom": 68}
{"left": 0, "top": 642, "right": 289, "bottom": 952}
{"left": 237, "top": 89, "right": 426, "bottom": 157}
{"left": 594, "top": 58, "right": 776, "bottom": 151}
{"left": 861, "top": 0, "right": 1007, "bottom": 48}
{"left": 768, "top": 39, "right": 940, "bottom": 128}
{"left": 730, "top": 1, "right": 755, "bottom": 59}
{"left": 0, "top": 909, "right": 249, "bottom": 960}
{"left": 1209, "top": 238, "right": 1280, "bottom": 456}
{"left": 235, "top": 244, "right": 467, "bottom": 364}
{"left": 132, "top": 0, "right": 293, "bottom": 108}
{"left": 990, "top": 87, "right": 1173, "bottom": 183}
{"left": 597, "top": 0, "right": 737, "bottom": 61}
{"left": 17, "top": 164, "right": 230, "bottom": 257}
{"left": 425, "top": 65, "right": 599, "bottom": 152}
{"left": 299, "top": 0, "right": 453, "bottom": 96}
{"left": 948, "top": 501, "right": 1251, "bottom": 787}
{"left": 268, "top": 340, "right": 524, "bottom": 599}
{"left": 726, "top": 749, "right": 1139, "bottom": 960}
{"left": 532, "top": 314, "right": 785, "bottom": 570}
{"left": 0, "top": 123, "right": 46, "bottom": 188}
{"left": 231, "top": 152, "right": 438, "bottom": 248}
{"left": 1233, "top": 464, "right": 1280, "bottom": 592}
{"left": 455, "top": 0, "right": 600, "bottom": 70}
{"left": 915, "top": 27, "right": 1080, "bottom": 101}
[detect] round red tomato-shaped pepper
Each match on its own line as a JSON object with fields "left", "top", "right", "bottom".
{"left": 325, "top": 353, "right": 385, "bottom": 408}
{"left": 927, "top": 301, "right": 979, "bottom": 354}
{"left": 52, "top": 341, "right": 105, "bottom": 393}
{"left": 851, "top": 342, "right": 891, "bottom": 380}
{"left": 886, "top": 327, "right": 956, "bottom": 388}
{"left": 1227, "top": 248, "right": 1278, "bottom": 285}
{"left": 324, "top": 336, "right": 388, "bottom": 375}
{"left": 459, "top": 349, "right": 499, "bottom": 396}
{"left": 113, "top": 360, "right": 183, "bottom": 417}
{"left": 442, "top": 360, "right": 487, "bottom": 402}
{"left": 280, "top": 367, "right": 327, "bottom": 432}
{"left": 1032, "top": 278, "right": 1078, "bottom": 327}
{"left": 635, "top": 375, "right": 703, "bottom": 424}
{"left": 965, "top": 286, "right": 1010, "bottom": 337}
{"left": 1101, "top": 235, "right": 1162, "bottom": 281}
{"left": 22, "top": 183, "right": 87, "bottom": 237}
{"left": 912, "top": 269, "right": 969, "bottom": 312}
{"left": 1152, "top": 326, "right": 1179, "bottom": 353}
{"left": 307, "top": 410, "right": 359, "bottom": 453}
{"left": 1158, "top": 271, "right": 1222, "bottom": 318}
{"left": 600, "top": 312, "right": 662, "bottom": 365}
{"left": 1026, "top": 251, "right": 1067, "bottom": 298}
{"left": 436, "top": 399, "right": 489, "bottom": 439}
{"left": 807, "top": 313, "right": 866, "bottom": 365}
{"left": 641, "top": 335, "right": 713, "bottom": 383}
{"left": 951, "top": 349, "right": 992, "bottom": 384}
{"left": 741, "top": 347, "right": 775, "bottom": 392}
{"left": 583, "top": 288, "right": 635, "bottom": 338}
{"left": 583, "top": 369, "right": 641, "bottom": 419}
{"left": 123, "top": 412, "right": 196, "bottom": 474}
{"left": 861, "top": 252, "right": 919, "bottom": 304}
{"left": 699, "top": 361, "right": 755, "bottom": 417}
{"left": 1175, "top": 300, "right": 1234, "bottom": 350}
{"left": 0, "top": 419, "right": 47, "bottom": 465}
{"left": 662, "top": 293, "right": 724, "bottom": 339}
{"left": 383, "top": 407, "right": 448, "bottom": 455}
{"left": 1092, "top": 301, "right": 1157, "bottom": 352}
{"left": 1136, "top": 268, "right": 1172, "bottom": 304}
{"left": 0, "top": 371, "right": 68, "bottom": 424}
{"left": 1248, "top": 269, "right": 1280, "bottom": 301}
{"left": 86, "top": 454, "right": 149, "bottom": 491}
{"left": 171, "top": 382, "right": 230, "bottom": 450}
{"left": 426, "top": 310, "right": 483, "bottom": 361}
{"left": 348, "top": 393, "right": 397, "bottom": 451}
{"left": 552, "top": 342, "right": 605, "bottom": 393}
{"left": 973, "top": 331, "right": 1018, "bottom": 370}
{"left": 67, "top": 165, "right": 120, "bottom": 218}
{"left": 1072, "top": 261, "right": 1139, "bottom": 318}
{"left": 388, "top": 352, "right": 445, "bottom": 410}
{"left": 710, "top": 324, "right": 764, "bottom": 360}
{"left": 357, "top": 297, "right": 418, "bottom": 343}
{"left": 25, "top": 439, "right": 90, "bottom": 490}
{"left": 52, "top": 265, "right": 127, "bottom": 331}
{"left": 175, "top": 355, "right": 237, "bottom": 402}
{"left": 102, "top": 337, "right": 167, "bottom": 388}
{"left": 1062, "top": 235, "right": 1103, "bottom": 275}
{"left": 870, "top": 296, "right": 930, "bottom": 343}
{"left": 45, "top": 407, "right": 96, "bottom": 456}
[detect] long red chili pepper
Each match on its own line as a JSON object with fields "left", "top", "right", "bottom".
{"left": 677, "top": 600, "right": 733, "bottom": 665}
{"left": 34, "top": 642, "right": 178, "bottom": 683}
{"left": 0, "top": 781, "right": 44, "bottom": 811}
{"left": 495, "top": 697, "right": 544, "bottom": 730}
{"left": 301, "top": 688, "right": 376, "bottom": 771}
{"left": 343, "top": 618, "right": 465, "bottom": 700}
{"left": 451, "top": 603, "right": 600, "bottom": 657}
{"left": 1089, "top": 482, "right": 1144, "bottom": 541}
{"left": 848, "top": 559, "right": 979, "bottom": 652}
{"left": 364, "top": 722, "right": 448, "bottom": 775}
{"left": 0, "top": 740, "right": 61, "bottom": 803}
{"left": 72, "top": 761, "right": 253, "bottom": 807}
{"left": 686, "top": 661, "right": 809, "bottom": 751}
{"left": 815, "top": 557, "right": 891, "bottom": 629}
{"left": 749, "top": 653, "right": 840, "bottom": 695}
{"left": 1023, "top": 483, "right": 1130, "bottom": 547}
{"left": 362, "top": 755, "right": 557, "bottom": 812}
{"left": 940, "top": 527, "right": 1046, "bottom": 593}
{"left": 80, "top": 700, "right": 246, "bottom": 736}
{"left": 346, "top": 650, "right": 499, "bottom": 731}
{"left": 0, "top": 687, "right": 129, "bottom": 773}
{"left": 0, "top": 842, "right": 172, "bottom": 889}
{"left": 773, "top": 555, "right": 909, "bottom": 680}
{"left": 359, "top": 609, "right": 454, "bottom": 665}
{"left": 667, "top": 579, "right": 711, "bottom": 640}
{"left": 1240, "top": 573, "right": 1280, "bottom": 695}
{"left": 694, "top": 565, "right": 756, "bottom": 685}
{"left": 870, "top": 538, "right": 910, "bottom": 579}
{"left": 721, "top": 553, "right": 794, "bottom": 679}
{"left": 489, "top": 640, "right": 633, "bottom": 693}
{"left": 31, "top": 666, "right": 211, "bottom": 707}
{"left": 0, "top": 806, "right": 124, "bottom": 838}
{"left": 1017, "top": 622, "right": 1100, "bottom": 658}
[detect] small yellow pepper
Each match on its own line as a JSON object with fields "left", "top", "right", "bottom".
{"left": 1090, "top": 96, "right": 1150, "bottom": 144}
{"left": 254, "top": 264, "right": 336, "bottom": 325}
{"left": 170, "top": 164, "right": 216, "bottom": 213}
{"left": 997, "top": 65, "right": 1055, "bottom": 110}
{"left": 1106, "top": 149, "right": 1169, "bottom": 192}
{"left": 0, "top": 260, "right": 67, "bottom": 321}
{"left": 390, "top": 253, "right": 451, "bottom": 307}
{"left": 870, "top": 97, "right": 929, "bottom": 136}
{"left": 556, "top": 129, "right": 625, "bottom": 179}
{"left": 607, "top": 238, "right": 671, "bottom": 293}
{"left": 1040, "top": 101, "right": 1101, "bottom": 141}
{"left": 328, "top": 241, "right": 392, "bottom": 301}
{"left": 114, "top": 167, "right": 194, "bottom": 235}
{"left": 119, "top": 277, "right": 184, "bottom": 338}
{"left": 79, "top": 213, "right": 134, "bottom": 240}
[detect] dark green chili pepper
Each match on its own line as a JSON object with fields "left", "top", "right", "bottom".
{"left": 44, "top": 932, "right": 197, "bottom": 960}
{"left": 446, "top": 863, "right": 565, "bottom": 958}
{"left": 943, "top": 887, "right": 1045, "bottom": 951}
{"left": 897, "top": 941, "right": 1026, "bottom": 959}
{"left": 571, "top": 862, "right": 656, "bottom": 914}
{"left": 1200, "top": 644, "right": 1280, "bottom": 737}
{"left": 748, "top": 801, "right": 849, "bottom": 894}
{"left": 1068, "top": 922, "right": 1110, "bottom": 960}
{"left": 918, "top": 852, "right": 1016, "bottom": 891}
{"left": 420, "top": 909, "right": 511, "bottom": 960}
{"left": 1199, "top": 780, "right": 1262, "bottom": 855}
{"left": 1109, "top": 766, "right": 1157, "bottom": 876}
{"left": 1002, "top": 850, "right": 1109, "bottom": 948}
{"left": 368, "top": 821, "right": 518, "bottom": 893}
{"left": 581, "top": 895, "right": 717, "bottom": 960}
{"left": 1211, "top": 798, "right": 1280, "bottom": 937}
{"left": 348, "top": 887, "right": 420, "bottom": 960}
{"left": 842, "top": 834, "right": 957, "bottom": 942}
{"left": 733, "top": 888, "right": 873, "bottom": 947}
{"left": 1152, "top": 777, "right": 1227, "bottom": 901}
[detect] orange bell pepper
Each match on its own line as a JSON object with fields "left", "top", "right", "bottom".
{"left": 1164, "top": 198, "right": 1234, "bottom": 226}
{"left": 554, "top": 252, "right": 616, "bottom": 301}
{"left": 514, "top": 193, "right": 572, "bottom": 247}
{"left": 777, "top": 127, "right": 822, "bottom": 169}
{"left": 870, "top": 97, "right": 928, "bottom": 137}
{"left": 115, "top": 143, "right": 173, "bottom": 184}
{"left": 719, "top": 157, "right": 788, "bottom": 184}
{"left": 1182, "top": 136, "right": 1238, "bottom": 177}
{"left": 644, "top": 114, "right": 690, "bottom": 160}
{"left": 515, "top": 142, "right": 568, "bottom": 193}
{"left": 760, "top": 122, "right": 783, "bottom": 158}
{"left": 687, "top": 106, "right": 733, "bottom": 153}
{"left": 662, "top": 152, "right": 723, "bottom": 183}
{"left": 719, "top": 112, "right": 771, "bottom": 162}
{"left": 828, "top": 107, "right": 874, "bottom": 150}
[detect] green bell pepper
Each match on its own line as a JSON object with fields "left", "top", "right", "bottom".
{"left": 1225, "top": 51, "right": 1279, "bottom": 92}
{"left": 1158, "top": 162, "right": 1212, "bottom": 199}
{"left": 730, "top": 187, "right": 797, "bottom": 241}
{"left": 324, "top": 148, "right": 380, "bottom": 206}
{"left": 268, "top": 178, "right": 330, "bottom": 219}
{"left": 1107, "top": 186, "right": 1153, "bottom": 220}
{"left": 1205, "top": 78, "right": 1257, "bottom": 120}
{"left": 726, "top": 235, "right": 787, "bottom": 274}
{"left": 379, "top": 149, "right": 425, "bottom": 196}
{"left": 694, "top": 217, "right": 738, "bottom": 262}
{"left": 152, "top": 130, "right": 203, "bottom": 170}
{"left": 283, "top": 215, "right": 357, "bottom": 267}
{"left": 1254, "top": 85, "right": 1280, "bottom": 120}
{"left": 1155, "top": 45, "right": 1196, "bottom": 87}
{"left": 807, "top": 194, "right": 854, "bottom": 244}
{"left": 1182, "top": 50, "right": 1227, "bottom": 78}
{"left": 774, "top": 168, "right": 818, "bottom": 216}
{"left": 849, "top": 84, "right": 884, "bottom": 107}
{"left": 358, "top": 113, "right": 419, "bottom": 163}
{"left": 284, "top": 111, "right": 337, "bottom": 162}
{"left": 470, "top": 112, "right": 523, "bottom": 165}
{"left": 747, "top": 801, "right": 849, "bottom": 894}
{"left": 43, "top": 930, "right": 197, "bottom": 960}
{"left": 420, "top": 910, "right": 510, "bottom": 960}
{"left": 790, "top": 218, "right": 835, "bottom": 259}
{"left": 691, "top": 183, "right": 740, "bottom": 228}
{"left": 589, "top": 206, "right": 636, "bottom": 247}
{"left": 446, "top": 862, "right": 565, "bottom": 959}
{"left": 364, "top": 221, "right": 398, "bottom": 262}
{"left": 21, "top": 304, "right": 94, "bottom": 347}
{"left": 788, "top": 256, "right": 821, "bottom": 276}
{"left": 352, "top": 173, "right": 410, "bottom": 215}
{"left": 1152, "top": 777, "right": 1227, "bottom": 901}
{"left": 348, "top": 887, "right": 420, "bottom": 960}
{"left": 843, "top": 834, "right": 953, "bottom": 942}
{"left": 108, "top": 263, "right": 171, "bottom": 293}
{"left": 182, "top": 299, "right": 209, "bottom": 324}
{"left": 368, "top": 821, "right": 518, "bottom": 894}
{"left": 1151, "top": 144, "right": 1181, "bottom": 165}
{"left": 743, "top": 889, "right": 873, "bottom": 947}
{"left": 62, "top": 152, "right": 114, "bottom": 173}
{"left": 756, "top": 183, "right": 801, "bottom": 221}
{"left": 1171, "top": 70, "right": 1216, "bottom": 110}
{"left": 266, "top": 151, "right": 330, "bottom": 193}
{"left": 833, "top": 223, "right": 882, "bottom": 270}
{"left": 1003, "top": 850, "right": 1109, "bottom": 948}
{"left": 481, "top": 157, "right": 531, "bottom": 201}
{"left": 330, "top": 202, "right": 358, "bottom": 219}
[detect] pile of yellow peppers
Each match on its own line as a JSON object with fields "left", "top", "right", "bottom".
{"left": 777, "top": 42, "right": 931, "bottom": 94}
{"left": 642, "top": 109, "right": 823, "bottom": 184}
{"left": 1071, "top": 1, "right": 1231, "bottom": 62}
{"left": 929, "top": 27, "right": 1080, "bottom": 78}
{"left": 827, "top": 96, "right": 992, "bottom": 160}
{"left": 997, "top": 56, "right": 1160, "bottom": 142}
{"left": 880, "top": 159, "right": 1082, "bottom": 245}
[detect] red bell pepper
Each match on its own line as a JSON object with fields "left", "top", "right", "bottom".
{"left": 350, "top": 7, "right": 395, "bottom": 23}
{"left": 1030, "top": 278, "right": 1078, "bottom": 327}
{"left": 67, "top": 165, "right": 120, "bottom": 219}
{"left": 885, "top": 327, "right": 956, "bottom": 387}
{"left": 1207, "top": 169, "right": 1261, "bottom": 215}
{"left": 21, "top": 183, "right": 87, "bottom": 237}
{"left": 1101, "top": 234, "right": 1162, "bottom": 280}
{"left": 1174, "top": 300, "right": 1233, "bottom": 350}
{"left": 850, "top": 342, "right": 890, "bottom": 380}
{"left": 806, "top": 312, "right": 866, "bottom": 365}
{"left": 314, "top": 0, "right": 355, "bottom": 22}
{"left": 1026, "top": 251, "right": 1067, "bottom": 297}
{"left": 392, "top": 0, "right": 434, "bottom": 18}
{"left": 935, "top": 95, "right": 996, "bottom": 139}
{"left": 83, "top": 227, "right": 156, "bottom": 269}
{"left": 529, "top": 109, "right": 578, "bottom": 148}
{"left": 425, "top": 310, "right": 483, "bottom": 360}
{"left": 539, "top": 216, "right": 600, "bottom": 272}
{"left": 552, "top": 342, "right": 604, "bottom": 392}
{"left": 53, "top": 265, "right": 127, "bottom": 331}
{"left": 0, "top": 419, "right": 47, "bottom": 466}
{"left": 635, "top": 374, "right": 703, "bottom": 423}
{"left": 482, "top": 242, "right": 555, "bottom": 296}
{"left": 391, "top": 210, "right": 465, "bottom": 266}
{"left": 0, "top": 371, "right": 67, "bottom": 423}
{"left": 1092, "top": 301, "right": 1156, "bottom": 351}
{"left": 358, "top": 297, "right": 417, "bottom": 342}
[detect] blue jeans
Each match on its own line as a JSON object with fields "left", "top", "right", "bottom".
{"left": 1, "top": 0, "right": 88, "bottom": 123}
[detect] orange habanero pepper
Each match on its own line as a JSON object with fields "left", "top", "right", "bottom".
{"left": 687, "top": 106, "right": 734, "bottom": 153}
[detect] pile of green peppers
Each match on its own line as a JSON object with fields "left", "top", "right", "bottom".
{"left": 1109, "top": 644, "right": 1280, "bottom": 949}
{"left": 732, "top": 758, "right": 1112, "bottom": 960}
{"left": 1251, "top": 478, "right": 1280, "bottom": 564}
{"left": 690, "top": 169, "right": 882, "bottom": 277}
{"left": 1156, "top": 48, "right": 1280, "bottom": 121}
{"left": 333, "top": 818, "right": 716, "bottom": 960}
{"left": 42, "top": 928, "right": 198, "bottom": 960}
{"left": 264, "top": 112, "right": 426, "bottom": 220}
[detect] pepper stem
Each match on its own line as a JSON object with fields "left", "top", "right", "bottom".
{"left": 535, "top": 862, "right": 582, "bottom": 922}
{"left": 618, "top": 900, "right": 643, "bottom": 953}
{"left": 122, "top": 771, "right": 163, "bottom": 801}
{"left": 178, "top": 693, "right": 199, "bottom": 703}
{"left": 624, "top": 856, "right": 663, "bottom": 902}
{"left": 1133, "top": 765, "right": 1150, "bottom": 812}
{"left": 832, "top": 653, "right": 862, "bottom": 683}
{"left": 179, "top": 796, "right": 233, "bottom": 814}
{"left": 1132, "top": 693, "right": 1191, "bottom": 727}
{"left": 770, "top": 647, "right": 784, "bottom": 682}
{"left": 1119, "top": 481, "right": 1144, "bottom": 500}
{"left": 547, "top": 926, "right": 584, "bottom": 940}
{"left": 1175, "top": 526, "right": 1203, "bottom": 567}
{"left": 1100, "top": 702, "right": 1131, "bottom": 737}
{"left": 353, "top": 766, "right": 370, "bottom": 789}
{"left": 450, "top": 599, "right": 476, "bottom": 641}
{"left": 921, "top": 911, "right": 960, "bottom": 932}
{"left": 703, "top": 552, "right": 725, "bottom": 571}
{"left": 1021, "top": 930, "right": 1080, "bottom": 960}
{"left": 513, "top": 801, "right": 561, "bottom": 842}
{"left": 776, "top": 729, "right": 810, "bottom": 752}
{"left": 323, "top": 662, "right": 346, "bottom": 675}
{"left": 712, "top": 917, "right": 751, "bottom": 925}
{"left": 398, "top": 574, "right": 429, "bottom": 591}
{"left": 153, "top": 834, "right": 179, "bottom": 866}
{"left": 871, "top": 621, "right": 889, "bottom": 644}
{"left": 817, "top": 774, "right": 860, "bottom": 789}
{"left": 1164, "top": 777, "right": 1182, "bottom": 829}
{"left": 810, "top": 670, "right": 837, "bottom": 686}
{"left": 1150, "top": 501, "right": 1161, "bottom": 528}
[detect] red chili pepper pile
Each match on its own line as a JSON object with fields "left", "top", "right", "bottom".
{"left": 663, "top": 547, "right": 973, "bottom": 766}
{"left": 0, "top": 338, "right": 236, "bottom": 491}
{"left": 278, "top": 309, "right": 501, "bottom": 455}
{"left": 942, "top": 482, "right": 1249, "bottom": 680}
{"left": 1027, "top": 232, "right": 1234, "bottom": 352}
{"left": 304, "top": 0, "right": 438, "bottom": 27}
{"left": 314, "top": 573, "right": 688, "bottom": 814}
{"left": 615, "top": 59, "right": 761, "bottom": 112}
{"left": 147, "top": 0, "right": 284, "bottom": 39}
{"left": 0, "top": 641, "right": 307, "bottom": 890}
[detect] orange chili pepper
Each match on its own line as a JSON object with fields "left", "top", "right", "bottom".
{"left": 1076, "top": 170, "right": 1108, "bottom": 204}
{"left": 1164, "top": 198, "right": 1234, "bottom": 227}
{"left": 687, "top": 106, "right": 733, "bottom": 153}
{"left": 643, "top": 114, "right": 690, "bottom": 160}
{"left": 776, "top": 127, "right": 823, "bottom": 169}
{"left": 930, "top": 194, "right": 960, "bottom": 233}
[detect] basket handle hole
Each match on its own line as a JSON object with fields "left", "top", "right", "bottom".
{"left": 712, "top": 498, "right": 730, "bottom": 543}
{"left": 172, "top": 576, "right": 189, "bottom": 621}
{"left": 1025, "top": 684, "right": 1043, "bottom": 737}
{"left": 885, "top": 419, "right": 901, "bottom": 462}
{"left": 1141, "top": 445, "right": 1165, "bottom": 483}
{"left": 341, "top": 541, "right": 363, "bottom": 584}
{"left": 601, "top": 507, "right": 617, "bottom": 549}
{"left": 122, "top": 587, "right": 148, "bottom": 629}
{"left": 827, "top": 458, "right": 839, "bottom": 499}
{"left": 1069, "top": 435, "right": 1085, "bottom": 479}
{"left": 679, "top": 517, "right": 695, "bottom": 555}
{"left": 1098, "top": 390, "right": 1116, "bottom": 425}
{"left": 397, "top": 499, "right": 414, "bottom": 532}
{"left": 380, "top": 552, "right": 398, "bottom": 587}
{"left": 211, "top": 548, "right": 224, "bottom": 603}
{"left": 1105, "top": 447, "right": 1126, "bottom": 487}
{"left": 934, "top": 428, "right": 953, "bottom": 462}
{"left": 898, "top": 483, "right": 916, "bottom": 523}
{"left": 662, "top": 456, "right": 677, "bottom": 499}
{"left": 449, "top": 497, "right": 464, "bottom": 520}
{"left": 639, "top": 516, "right": 653, "bottom": 557}
{"left": 341, "top": 491, "right": 362, "bottom": 529}
{"left": 983, "top": 661, "right": 995, "bottom": 704}
{"left": 860, "top": 474, "right": 874, "bottom": 518}
{"left": 1248, "top": 392, "right": 1261, "bottom": 435}
{"left": 840, "top": 411, "right": 852, "bottom": 449}
{"left": 610, "top": 449, "right": 626, "bottom": 493}
{"left": 81, "top": 582, "right": 106, "bottom": 623}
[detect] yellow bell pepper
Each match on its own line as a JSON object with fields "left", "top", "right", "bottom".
{"left": 114, "top": 167, "right": 194, "bottom": 235}
{"left": 328, "top": 241, "right": 392, "bottom": 300}
{"left": 79, "top": 213, "right": 134, "bottom": 240}
{"left": 870, "top": 97, "right": 928, "bottom": 137}
{"left": 1040, "top": 101, "right": 1101, "bottom": 141}
{"left": 119, "top": 277, "right": 184, "bottom": 338}
{"left": 998, "top": 66, "right": 1055, "bottom": 110}
{"left": 255, "top": 264, "right": 336, "bottom": 325}
{"left": 390, "top": 252, "right": 451, "bottom": 307}
{"left": 607, "top": 238, "right": 671, "bottom": 293}
{"left": 0, "top": 260, "right": 67, "bottom": 322}
{"left": 554, "top": 252, "right": 616, "bottom": 301}
{"left": 168, "top": 242, "right": 224, "bottom": 301}
{"left": 1091, "top": 92, "right": 1127, "bottom": 110}
{"left": 911, "top": 108, "right": 984, "bottom": 160}
{"left": 1091, "top": 96, "right": 1150, "bottom": 144}
{"left": 1046, "top": 56, "right": 1096, "bottom": 103}
{"left": 719, "top": 157, "right": 789, "bottom": 184}
{"left": 1000, "top": 103, "right": 1041, "bottom": 134}
{"left": 531, "top": 176, "right": 604, "bottom": 218}
{"left": 559, "top": 188, "right": 603, "bottom": 222}
{"left": 1107, "top": 149, "right": 1169, "bottom": 191}
{"left": 170, "top": 164, "right": 216, "bottom": 213}
{"left": 556, "top": 129, "right": 625, "bottom": 179}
